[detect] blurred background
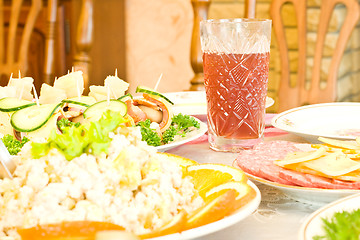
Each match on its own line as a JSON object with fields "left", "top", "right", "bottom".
{"left": 1, "top": 0, "right": 360, "bottom": 113}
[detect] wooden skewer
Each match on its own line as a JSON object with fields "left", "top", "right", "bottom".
{"left": 32, "top": 84, "right": 40, "bottom": 106}
{"left": 154, "top": 73, "right": 163, "bottom": 91}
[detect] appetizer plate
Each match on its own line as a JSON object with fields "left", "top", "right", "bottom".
{"left": 272, "top": 102, "right": 360, "bottom": 143}
{"left": 147, "top": 181, "right": 261, "bottom": 240}
{"left": 156, "top": 117, "right": 208, "bottom": 152}
{"left": 164, "top": 91, "right": 274, "bottom": 116}
{"left": 299, "top": 193, "right": 360, "bottom": 240}
{"left": 245, "top": 172, "right": 358, "bottom": 206}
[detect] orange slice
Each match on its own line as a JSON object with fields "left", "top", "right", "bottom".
{"left": 157, "top": 152, "right": 198, "bottom": 167}
{"left": 17, "top": 221, "right": 125, "bottom": 240}
{"left": 138, "top": 211, "right": 186, "bottom": 239}
{"left": 206, "top": 181, "right": 256, "bottom": 211}
{"left": 184, "top": 189, "right": 238, "bottom": 230}
{"left": 185, "top": 163, "right": 247, "bottom": 199}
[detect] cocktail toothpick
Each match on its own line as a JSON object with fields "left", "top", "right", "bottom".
{"left": 32, "top": 84, "right": 40, "bottom": 106}
{"left": 154, "top": 73, "right": 163, "bottom": 91}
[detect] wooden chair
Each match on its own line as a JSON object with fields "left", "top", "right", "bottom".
{"left": 190, "top": 0, "right": 256, "bottom": 90}
{"left": 0, "top": 0, "right": 43, "bottom": 82}
{"left": 271, "top": 0, "right": 360, "bottom": 112}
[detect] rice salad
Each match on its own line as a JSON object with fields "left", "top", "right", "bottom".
{"left": 0, "top": 126, "right": 203, "bottom": 239}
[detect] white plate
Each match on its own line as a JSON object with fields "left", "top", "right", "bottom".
{"left": 147, "top": 181, "right": 261, "bottom": 240}
{"left": 156, "top": 117, "right": 208, "bottom": 152}
{"left": 299, "top": 193, "right": 360, "bottom": 240}
{"left": 272, "top": 102, "right": 360, "bottom": 143}
{"left": 245, "top": 173, "right": 358, "bottom": 206}
{"left": 164, "top": 91, "right": 274, "bottom": 116}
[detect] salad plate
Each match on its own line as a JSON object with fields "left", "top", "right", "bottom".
{"left": 299, "top": 193, "right": 360, "bottom": 240}
{"left": 148, "top": 181, "right": 261, "bottom": 240}
{"left": 244, "top": 172, "right": 358, "bottom": 206}
{"left": 272, "top": 102, "right": 360, "bottom": 143}
{"left": 156, "top": 117, "right": 208, "bottom": 152}
{"left": 164, "top": 91, "right": 274, "bottom": 116}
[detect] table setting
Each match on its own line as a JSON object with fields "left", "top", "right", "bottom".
{"left": 0, "top": 17, "right": 359, "bottom": 240}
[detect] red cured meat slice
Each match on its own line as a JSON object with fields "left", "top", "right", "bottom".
{"left": 235, "top": 141, "right": 300, "bottom": 185}
{"left": 234, "top": 140, "right": 360, "bottom": 190}
{"left": 278, "top": 169, "right": 314, "bottom": 188}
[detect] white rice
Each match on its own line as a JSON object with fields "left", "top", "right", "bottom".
{"left": 0, "top": 127, "right": 203, "bottom": 239}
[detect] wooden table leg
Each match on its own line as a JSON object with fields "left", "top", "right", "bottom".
{"left": 189, "top": 0, "right": 211, "bottom": 91}
{"left": 73, "top": 0, "right": 93, "bottom": 91}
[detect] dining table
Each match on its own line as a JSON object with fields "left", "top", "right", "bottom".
{"left": 165, "top": 113, "right": 326, "bottom": 240}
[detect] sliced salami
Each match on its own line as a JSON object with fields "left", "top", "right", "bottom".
{"left": 234, "top": 140, "right": 360, "bottom": 190}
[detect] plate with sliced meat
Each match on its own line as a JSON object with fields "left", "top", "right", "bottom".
{"left": 232, "top": 140, "right": 360, "bottom": 205}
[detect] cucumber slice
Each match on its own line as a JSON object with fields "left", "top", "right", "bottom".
{"left": 117, "top": 93, "right": 133, "bottom": 102}
{"left": 62, "top": 96, "right": 97, "bottom": 107}
{"left": 10, "top": 103, "right": 61, "bottom": 132}
{"left": 0, "top": 97, "right": 36, "bottom": 112}
{"left": 135, "top": 86, "right": 174, "bottom": 105}
{"left": 83, "top": 99, "right": 127, "bottom": 120}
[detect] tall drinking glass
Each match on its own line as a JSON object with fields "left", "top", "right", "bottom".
{"left": 200, "top": 19, "right": 272, "bottom": 152}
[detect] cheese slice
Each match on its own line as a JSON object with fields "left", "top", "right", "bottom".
{"left": 318, "top": 137, "right": 360, "bottom": 150}
{"left": 89, "top": 85, "right": 107, "bottom": 101}
{"left": 8, "top": 77, "right": 34, "bottom": 100}
{"left": 302, "top": 152, "right": 360, "bottom": 176}
{"left": 39, "top": 83, "right": 67, "bottom": 104}
{"left": 54, "top": 71, "right": 84, "bottom": 98}
{"left": 104, "top": 75, "right": 129, "bottom": 99}
{"left": 274, "top": 147, "right": 326, "bottom": 167}
{"left": 0, "top": 86, "right": 16, "bottom": 98}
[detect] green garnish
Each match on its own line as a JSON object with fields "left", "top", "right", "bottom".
{"left": 57, "top": 118, "right": 80, "bottom": 131}
{"left": 313, "top": 209, "right": 360, "bottom": 240}
{"left": 31, "top": 110, "right": 126, "bottom": 160}
{"left": 137, "top": 113, "right": 200, "bottom": 146}
{"left": 137, "top": 119, "right": 162, "bottom": 146}
{"left": 2, "top": 134, "right": 29, "bottom": 155}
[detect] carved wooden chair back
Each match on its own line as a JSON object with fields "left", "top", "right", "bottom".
{"left": 0, "top": 0, "right": 42, "bottom": 81}
{"left": 271, "top": 0, "right": 360, "bottom": 112}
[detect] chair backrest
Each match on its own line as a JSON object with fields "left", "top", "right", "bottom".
{"left": 189, "top": 0, "right": 257, "bottom": 91}
{"left": 0, "top": 0, "right": 42, "bottom": 79}
{"left": 271, "top": 0, "right": 360, "bottom": 112}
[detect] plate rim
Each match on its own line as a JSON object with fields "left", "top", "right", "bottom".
{"left": 271, "top": 102, "right": 360, "bottom": 140}
{"left": 147, "top": 180, "right": 261, "bottom": 240}
{"left": 298, "top": 192, "right": 360, "bottom": 240}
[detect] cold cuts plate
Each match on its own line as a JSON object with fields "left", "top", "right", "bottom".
{"left": 245, "top": 172, "right": 358, "bottom": 206}
{"left": 299, "top": 193, "right": 360, "bottom": 240}
{"left": 272, "top": 102, "right": 360, "bottom": 143}
{"left": 233, "top": 141, "right": 359, "bottom": 206}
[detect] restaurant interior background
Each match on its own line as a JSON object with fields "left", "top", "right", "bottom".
{"left": 2, "top": 0, "right": 360, "bottom": 113}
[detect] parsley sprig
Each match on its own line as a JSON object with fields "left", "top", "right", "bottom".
{"left": 314, "top": 209, "right": 360, "bottom": 240}
{"left": 137, "top": 113, "right": 200, "bottom": 146}
{"left": 2, "top": 134, "right": 29, "bottom": 155}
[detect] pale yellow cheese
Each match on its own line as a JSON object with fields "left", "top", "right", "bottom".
{"left": 54, "top": 71, "right": 84, "bottom": 98}
{"left": 7, "top": 77, "right": 34, "bottom": 100}
{"left": 0, "top": 86, "right": 16, "bottom": 98}
{"left": 88, "top": 86, "right": 107, "bottom": 102}
{"left": 39, "top": 83, "right": 67, "bottom": 104}
{"left": 104, "top": 75, "right": 129, "bottom": 99}
{"left": 318, "top": 137, "right": 360, "bottom": 150}
{"left": 302, "top": 152, "right": 360, "bottom": 176}
{"left": 274, "top": 147, "right": 326, "bottom": 167}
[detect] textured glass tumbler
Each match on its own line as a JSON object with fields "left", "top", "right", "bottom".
{"left": 200, "top": 19, "right": 272, "bottom": 152}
